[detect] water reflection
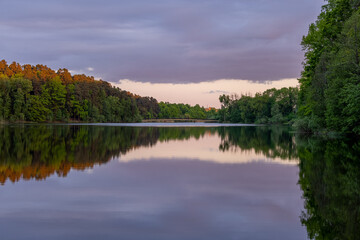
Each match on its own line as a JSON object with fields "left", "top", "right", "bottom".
{"left": 0, "top": 125, "right": 154, "bottom": 184}
{"left": 1, "top": 124, "right": 359, "bottom": 239}
{"left": 218, "top": 127, "right": 298, "bottom": 160}
{"left": 298, "top": 136, "right": 360, "bottom": 239}
{"left": 0, "top": 124, "right": 305, "bottom": 240}
{"left": 0, "top": 125, "right": 297, "bottom": 184}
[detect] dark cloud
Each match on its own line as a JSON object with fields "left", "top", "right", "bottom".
{"left": 206, "top": 90, "right": 230, "bottom": 94}
{"left": 0, "top": 0, "right": 323, "bottom": 83}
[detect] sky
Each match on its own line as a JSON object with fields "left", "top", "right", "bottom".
{"left": 0, "top": 0, "right": 324, "bottom": 107}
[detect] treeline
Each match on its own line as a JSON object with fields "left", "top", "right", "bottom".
{"left": 158, "top": 102, "right": 217, "bottom": 120}
{"left": 218, "top": 87, "right": 298, "bottom": 124}
{"left": 0, "top": 60, "right": 164, "bottom": 122}
{"left": 219, "top": 0, "right": 360, "bottom": 135}
{"left": 297, "top": 0, "right": 360, "bottom": 134}
{"left": 0, "top": 60, "right": 219, "bottom": 122}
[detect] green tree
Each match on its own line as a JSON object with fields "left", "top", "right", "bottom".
{"left": 42, "top": 77, "right": 67, "bottom": 120}
{"left": 26, "top": 95, "right": 51, "bottom": 122}
{"left": 297, "top": 0, "right": 360, "bottom": 134}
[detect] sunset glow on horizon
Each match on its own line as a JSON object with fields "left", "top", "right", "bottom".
{"left": 114, "top": 78, "right": 299, "bottom": 107}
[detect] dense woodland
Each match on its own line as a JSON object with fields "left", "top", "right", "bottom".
{"left": 0, "top": 59, "right": 298, "bottom": 124}
{"left": 158, "top": 102, "right": 216, "bottom": 120}
{"left": 218, "top": 87, "right": 298, "bottom": 124}
{"left": 0, "top": 60, "right": 148, "bottom": 122}
{"left": 220, "top": 0, "right": 360, "bottom": 135}
{"left": 0, "top": 60, "right": 212, "bottom": 122}
{"left": 296, "top": 0, "right": 360, "bottom": 135}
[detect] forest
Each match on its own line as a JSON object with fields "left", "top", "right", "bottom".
{"left": 0, "top": 60, "right": 212, "bottom": 122}
{"left": 218, "top": 87, "right": 298, "bottom": 124}
{"left": 296, "top": 0, "right": 360, "bottom": 135}
{"left": 219, "top": 0, "right": 360, "bottom": 135}
{"left": 0, "top": 60, "right": 299, "bottom": 125}
{"left": 158, "top": 102, "right": 216, "bottom": 120}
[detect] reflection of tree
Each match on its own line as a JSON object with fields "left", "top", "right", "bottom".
{"left": 0, "top": 126, "right": 159, "bottom": 184}
{"left": 0, "top": 125, "right": 298, "bottom": 184}
{"left": 218, "top": 126, "right": 298, "bottom": 160}
{"left": 298, "top": 137, "right": 360, "bottom": 239}
{"left": 157, "top": 127, "right": 211, "bottom": 142}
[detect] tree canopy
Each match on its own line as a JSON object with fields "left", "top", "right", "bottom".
{"left": 0, "top": 60, "right": 220, "bottom": 122}
{"left": 297, "top": 0, "right": 360, "bottom": 134}
{"left": 0, "top": 60, "right": 162, "bottom": 122}
{"left": 218, "top": 87, "right": 298, "bottom": 124}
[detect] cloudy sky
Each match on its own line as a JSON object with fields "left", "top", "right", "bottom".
{"left": 1, "top": 0, "right": 324, "bottom": 106}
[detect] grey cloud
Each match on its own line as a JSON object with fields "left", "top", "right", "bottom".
{"left": 0, "top": 0, "right": 324, "bottom": 83}
{"left": 206, "top": 90, "right": 230, "bottom": 94}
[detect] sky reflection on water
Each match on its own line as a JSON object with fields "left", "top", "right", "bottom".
{"left": 0, "top": 125, "right": 305, "bottom": 239}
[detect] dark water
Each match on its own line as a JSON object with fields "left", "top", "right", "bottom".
{"left": 0, "top": 124, "right": 358, "bottom": 239}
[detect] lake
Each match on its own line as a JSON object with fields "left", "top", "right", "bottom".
{"left": 0, "top": 124, "right": 358, "bottom": 239}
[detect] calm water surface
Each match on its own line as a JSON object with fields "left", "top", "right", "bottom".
{"left": 0, "top": 124, "right": 358, "bottom": 239}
